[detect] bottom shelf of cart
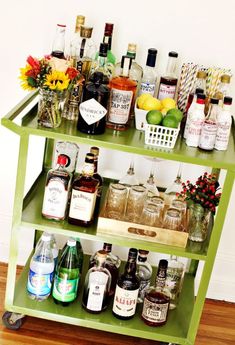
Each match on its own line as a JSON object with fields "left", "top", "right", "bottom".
{"left": 8, "top": 263, "right": 195, "bottom": 344}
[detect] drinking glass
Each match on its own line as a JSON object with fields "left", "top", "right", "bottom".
{"left": 146, "top": 195, "right": 165, "bottom": 221}
{"left": 143, "top": 161, "right": 159, "bottom": 197}
{"left": 125, "top": 185, "right": 147, "bottom": 223}
{"left": 119, "top": 158, "right": 139, "bottom": 187}
{"left": 163, "top": 208, "right": 182, "bottom": 231}
{"left": 140, "top": 203, "right": 161, "bottom": 227}
{"left": 105, "top": 183, "right": 128, "bottom": 220}
{"left": 171, "top": 199, "right": 187, "bottom": 219}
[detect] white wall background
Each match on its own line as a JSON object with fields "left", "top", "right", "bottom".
{"left": 0, "top": 0, "right": 235, "bottom": 302}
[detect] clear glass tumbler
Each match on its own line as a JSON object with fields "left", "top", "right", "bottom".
{"left": 104, "top": 183, "right": 128, "bottom": 220}
{"left": 125, "top": 185, "right": 147, "bottom": 223}
{"left": 163, "top": 208, "right": 182, "bottom": 231}
{"left": 140, "top": 203, "right": 161, "bottom": 227}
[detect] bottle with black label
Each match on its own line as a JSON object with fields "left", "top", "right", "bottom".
{"left": 157, "top": 51, "right": 178, "bottom": 100}
{"left": 77, "top": 72, "right": 110, "bottom": 134}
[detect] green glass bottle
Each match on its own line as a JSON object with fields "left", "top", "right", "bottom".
{"left": 52, "top": 238, "right": 80, "bottom": 306}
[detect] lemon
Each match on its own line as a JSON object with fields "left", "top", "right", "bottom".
{"left": 142, "top": 97, "right": 162, "bottom": 111}
{"left": 146, "top": 110, "right": 163, "bottom": 125}
{"left": 161, "top": 107, "right": 168, "bottom": 116}
{"left": 166, "top": 108, "right": 183, "bottom": 122}
{"left": 162, "top": 115, "right": 178, "bottom": 128}
{"left": 137, "top": 93, "right": 153, "bottom": 109}
{"left": 161, "top": 98, "right": 176, "bottom": 110}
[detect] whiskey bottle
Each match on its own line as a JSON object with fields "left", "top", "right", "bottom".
{"left": 139, "top": 48, "right": 158, "bottom": 96}
{"left": 51, "top": 24, "right": 66, "bottom": 59}
{"left": 106, "top": 56, "right": 137, "bottom": 131}
{"left": 42, "top": 154, "right": 72, "bottom": 221}
{"left": 77, "top": 72, "right": 110, "bottom": 134}
{"left": 165, "top": 255, "right": 185, "bottom": 309}
{"left": 136, "top": 250, "right": 153, "bottom": 303}
{"left": 157, "top": 51, "right": 178, "bottom": 100}
{"left": 68, "top": 153, "right": 99, "bottom": 226}
{"left": 90, "top": 146, "right": 103, "bottom": 214}
{"left": 142, "top": 259, "right": 170, "bottom": 326}
{"left": 112, "top": 248, "right": 140, "bottom": 320}
{"left": 82, "top": 250, "right": 111, "bottom": 313}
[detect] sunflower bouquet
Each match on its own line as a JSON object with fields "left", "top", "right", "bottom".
{"left": 19, "top": 56, "right": 84, "bottom": 128}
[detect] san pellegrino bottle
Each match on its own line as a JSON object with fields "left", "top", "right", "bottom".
{"left": 53, "top": 238, "right": 81, "bottom": 306}
{"left": 157, "top": 51, "right": 178, "bottom": 100}
{"left": 42, "top": 154, "right": 72, "bottom": 221}
{"left": 186, "top": 93, "right": 205, "bottom": 147}
{"left": 165, "top": 255, "right": 185, "bottom": 309}
{"left": 51, "top": 24, "right": 66, "bottom": 59}
{"left": 136, "top": 250, "right": 153, "bottom": 303}
{"left": 112, "top": 248, "right": 140, "bottom": 320}
{"left": 214, "top": 96, "right": 233, "bottom": 151}
{"left": 142, "top": 259, "right": 170, "bottom": 326}
{"left": 183, "top": 88, "right": 204, "bottom": 139}
{"left": 82, "top": 250, "right": 111, "bottom": 313}
{"left": 27, "top": 233, "right": 54, "bottom": 301}
{"left": 70, "top": 15, "right": 85, "bottom": 66}
{"left": 139, "top": 48, "right": 158, "bottom": 96}
{"left": 199, "top": 98, "right": 219, "bottom": 151}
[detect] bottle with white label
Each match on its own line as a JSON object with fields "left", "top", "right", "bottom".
{"left": 183, "top": 88, "right": 204, "bottom": 139}
{"left": 186, "top": 93, "right": 205, "bottom": 147}
{"left": 139, "top": 48, "right": 158, "bottom": 97}
{"left": 112, "top": 248, "right": 140, "bottom": 320}
{"left": 214, "top": 96, "right": 233, "bottom": 151}
{"left": 68, "top": 153, "right": 99, "bottom": 227}
{"left": 27, "top": 233, "right": 54, "bottom": 301}
{"left": 82, "top": 250, "right": 111, "bottom": 313}
{"left": 77, "top": 71, "right": 110, "bottom": 134}
{"left": 157, "top": 51, "right": 178, "bottom": 100}
{"left": 42, "top": 155, "right": 72, "bottom": 221}
{"left": 199, "top": 98, "right": 219, "bottom": 151}
{"left": 106, "top": 55, "right": 137, "bottom": 131}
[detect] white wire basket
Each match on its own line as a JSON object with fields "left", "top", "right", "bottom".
{"left": 144, "top": 123, "right": 180, "bottom": 149}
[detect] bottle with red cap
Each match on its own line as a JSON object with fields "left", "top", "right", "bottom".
{"left": 42, "top": 154, "right": 72, "bottom": 221}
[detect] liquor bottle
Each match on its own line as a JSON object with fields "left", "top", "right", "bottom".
{"left": 68, "top": 153, "right": 99, "bottom": 226}
{"left": 77, "top": 72, "right": 110, "bottom": 134}
{"left": 89, "top": 243, "right": 121, "bottom": 296}
{"left": 165, "top": 255, "right": 185, "bottom": 309}
{"left": 214, "top": 74, "right": 231, "bottom": 106}
{"left": 70, "top": 15, "right": 85, "bottom": 66}
{"left": 112, "top": 248, "right": 140, "bottom": 320}
{"left": 82, "top": 250, "right": 111, "bottom": 313}
{"left": 142, "top": 259, "right": 170, "bottom": 326}
{"left": 51, "top": 24, "right": 66, "bottom": 59}
{"left": 186, "top": 93, "right": 205, "bottom": 147}
{"left": 90, "top": 146, "right": 103, "bottom": 214}
{"left": 157, "top": 51, "right": 178, "bottom": 100}
{"left": 199, "top": 98, "right": 219, "bottom": 151}
{"left": 139, "top": 48, "right": 158, "bottom": 96}
{"left": 183, "top": 88, "right": 204, "bottom": 139}
{"left": 102, "top": 23, "right": 116, "bottom": 65}
{"left": 136, "top": 250, "right": 153, "bottom": 303}
{"left": 106, "top": 56, "right": 137, "bottom": 131}
{"left": 114, "top": 43, "right": 143, "bottom": 95}
{"left": 27, "top": 233, "right": 54, "bottom": 301}
{"left": 42, "top": 154, "right": 72, "bottom": 221}
{"left": 214, "top": 96, "right": 233, "bottom": 151}
{"left": 89, "top": 43, "right": 113, "bottom": 84}
{"left": 185, "top": 70, "right": 207, "bottom": 114}
{"left": 53, "top": 141, "right": 79, "bottom": 174}
{"left": 52, "top": 238, "right": 81, "bottom": 306}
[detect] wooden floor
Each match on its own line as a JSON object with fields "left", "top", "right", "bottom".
{"left": 0, "top": 263, "right": 234, "bottom": 345}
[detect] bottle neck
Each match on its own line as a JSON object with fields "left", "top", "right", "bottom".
{"left": 93, "top": 157, "right": 98, "bottom": 173}
{"left": 155, "top": 266, "right": 167, "bottom": 290}
{"left": 103, "top": 243, "right": 112, "bottom": 253}
{"left": 165, "top": 56, "right": 177, "bottom": 77}
{"left": 125, "top": 258, "right": 137, "bottom": 276}
{"left": 103, "top": 35, "right": 112, "bottom": 51}
{"left": 223, "top": 103, "right": 232, "bottom": 111}
{"left": 196, "top": 100, "right": 205, "bottom": 110}
{"left": 82, "top": 162, "right": 95, "bottom": 177}
{"left": 121, "top": 59, "right": 130, "bottom": 78}
{"left": 126, "top": 51, "right": 136, "bottom": 60}
{"left": 138, "top": 255, "right": 147, "bottom": 263}
{"left": 206, "top": 104, "right": 219, "bottom": 122}
{"left": 97, "top": 55, "right": 108, "bottom": 67}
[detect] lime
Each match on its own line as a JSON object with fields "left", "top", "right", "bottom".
{"left": 137, "top": 93, "right": 153, "bottom": 109}
{"left": 166, "top": 108, "right": 183, "bottom": 122}
{"left": 162, "top": 115, "right": 178, "bottom": 128}
{"left": 146, "top": 110, "right": 163, "bottom": 125}
{"left": 161, "top": 98, "right": 176, "bottom": 110}
{"left": 142, "top": 97, "right": 162, "bottom": 111}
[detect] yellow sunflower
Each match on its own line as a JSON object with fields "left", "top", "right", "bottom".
{"left": 19, "top": 65, "right": 36, "bottom": 91}
{"left": 44, "top": 70, "right": 70, "bottom": 91}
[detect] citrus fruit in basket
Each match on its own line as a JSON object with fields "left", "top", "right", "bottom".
{"left": 142, "top": 97, "right": 162, "bottom": 111}
{"left": 166, "top": 108, "right": 183, "bottom": 122}
{"left": 137, "top": 93, "right": 153, "bottom": 109}
{"left": 161, "top": 98, "right": 176, "bottom": 110}
{"left": 162, "top": 115, "right": 178, "bottom": 128}
{"left": 146, "top": 110, "right": 163, "bottom": 125}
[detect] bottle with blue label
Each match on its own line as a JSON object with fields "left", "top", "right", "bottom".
{"left": 27, "top": 233, "right": 54, "bottom": 301}
{"left": 139, "top": 48, "right": 158, "bottom": 96}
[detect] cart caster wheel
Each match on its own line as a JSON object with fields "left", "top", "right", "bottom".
{"left": 2, "top": 311, "right": 25, "bottom": 330}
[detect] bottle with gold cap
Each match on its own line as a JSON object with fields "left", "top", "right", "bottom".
{"left": 214, "top": 74, "right": 231, "bottom": 106}
{"left": 70, "top": 15, "right": 85, "bottom": 66}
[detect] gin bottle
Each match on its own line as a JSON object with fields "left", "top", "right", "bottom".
{"left": 139, "top": 48, "right": 158, "bottom": 96}
{"left": 136, "top": 250, "right": 152, "bottom": 303}
{"left": 165, "top": 255, "right": 185, "bottom": 309}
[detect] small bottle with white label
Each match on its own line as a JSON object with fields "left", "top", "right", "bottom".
{"left": 157, "top": 51, "right": 178, "bottom": 100}
{"left": 68, "top": 153, "right": 99, "bottom": 227}
{"left": 183, "top": 88, "right": 204, "bottom": 139}
{"left": 106, "top": 55, "right": 137, "bottom": 131}
{"left": 199, "top": 98, "right": 219, "bottom": 151}
{"left": 112, "top": 248, "right": 140, "bottom": 320}
{"left": 77, "top": 71, "right": 110, "bottom": 134}
{"left": 42, "top": 155, "right": 72, "bottom": 221}
{"left": 82, "top": 250, "right": 111, "bottom": 313}
{"left": 186, "top": 93, "right": 205, "bottom": 147}
{"left": 139, "top": 48, "right": 158, "bottom": 97}
{"left": 214, "top": 96, "right": 232, "bottom": 151}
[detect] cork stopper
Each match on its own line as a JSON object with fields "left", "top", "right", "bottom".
{"left": 80, "top": 26, "right": 93, "bottom": 38}
{"left": 197, "top": 70, "right": 207, "bottom": 79}
{"left": 221, "top": 74, "right": 231, "bottom": 83}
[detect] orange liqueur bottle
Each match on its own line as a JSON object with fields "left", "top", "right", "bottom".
{"left": 106, "top": 56, "right": 137, "bottom": 130}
